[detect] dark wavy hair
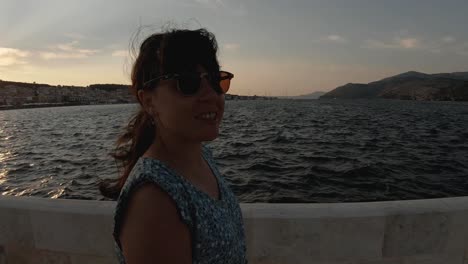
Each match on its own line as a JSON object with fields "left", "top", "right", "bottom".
{"left": 99, "top": 28, "right": 220, "bottom": 200}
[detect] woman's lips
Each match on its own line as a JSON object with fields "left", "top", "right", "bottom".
{"left": 194, "top": 112, "right": 220, "bottom": 124}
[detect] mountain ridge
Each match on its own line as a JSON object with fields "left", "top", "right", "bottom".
{"left": 320, "top": 71, "right": 468, "bottom": 101}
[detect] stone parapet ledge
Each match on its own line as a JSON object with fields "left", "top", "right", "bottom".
{"left": 0, "top": 196, "right": 117, "bottom": 264}
{"left": 0, "top": 195, "right": 467, "bottom": 264}
{"left": 244, "top": 197, "right": 468, "bottom": 264}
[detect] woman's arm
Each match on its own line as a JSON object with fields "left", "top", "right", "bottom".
{"left": 120, "top": 183, "right": 192, "bottom": 264}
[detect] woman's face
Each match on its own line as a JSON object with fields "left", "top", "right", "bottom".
{"left": 149, "top": 64, "right": 225, "bottom": 143}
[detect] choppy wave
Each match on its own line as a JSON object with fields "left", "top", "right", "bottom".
{"left": 1, "top": 100, "right": 467, "bottom": 202}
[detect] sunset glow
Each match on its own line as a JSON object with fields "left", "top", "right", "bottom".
{"left": 1, "top": 0, "right": 468, "bottom": 96}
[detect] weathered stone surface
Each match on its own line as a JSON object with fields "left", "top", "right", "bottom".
{"left": 0, "top": 245, "right": 6, "bottom": 264}
{"left": 243, "top": 217, "right": 255, "bottom": 261}
{"left": 399, "top": 254, "right": 463, "bottom": 264}
{"left": 69, "top": 254, "right": 118, "bottom": 264}
{"left": 464, "top": 245, "right": 468, "bottom": 264}
{"left": 251, "top": 255, "right": 359, "bottom": 264}
{"left": 1, "top": 196, "right": 468, "bottom": 264}
{"left": 249, "top": 217, "right": 384, "bottom": 262}
{"left": 4, "top": 246, "right": 71, "bottom": 264}
{"left": 445, "top": 211, "right": 468, "bottom": 254}
{"left": 383, "top": 213, "right": 450, "bottom": 257}
{"left": 30, "top": 211, "right": 114, "bottom": 256}
{"left": 356, "top": 258, "right": 403, "bottom": 264}
{"left": 356, "top": 254, "right": 463, "bottom": 264}
{"left": 0, "top": 208, "right": 34, "bottom": 248}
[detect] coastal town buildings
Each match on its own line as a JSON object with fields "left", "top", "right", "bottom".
{"left": 0, "top": 80, "right": 276, "bottom": 109}
{"left": 0, "top": 82, "right": 137, "bottom": 107}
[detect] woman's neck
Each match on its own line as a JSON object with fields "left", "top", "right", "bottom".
{"left": 144, "top": 135, "right": 206, "bottom": 177}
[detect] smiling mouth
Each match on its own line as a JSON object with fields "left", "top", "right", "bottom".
{"left": 195, "top": 111, "right": 218, "bottom": 121}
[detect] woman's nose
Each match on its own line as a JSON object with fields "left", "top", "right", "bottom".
{"left": 199, "top": 77, "right": 220, "bottom": 97}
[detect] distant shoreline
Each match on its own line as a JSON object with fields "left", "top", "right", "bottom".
{"left": 0, "top": 97, "right": 282, "bottom": 111}
{"left": 0, "top": 102, "right": 136, "bottom": 111}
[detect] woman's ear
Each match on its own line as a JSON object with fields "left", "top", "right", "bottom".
{"left": 138, "top": 90, "right": 160, "bottom": 120}
{"left": 137, "top": 90, "right": 152, "bottom": 112}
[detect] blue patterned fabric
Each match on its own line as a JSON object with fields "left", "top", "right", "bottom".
{"left": 113, "top": 144, "right": 248, "bottom": 264}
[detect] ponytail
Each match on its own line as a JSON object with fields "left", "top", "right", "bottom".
{"left": 99, "top": 109, "right": 155, "bottom": 199}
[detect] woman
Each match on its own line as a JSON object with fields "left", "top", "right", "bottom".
{"left": 100, "top": 28, "right": 247, "bottom": 264}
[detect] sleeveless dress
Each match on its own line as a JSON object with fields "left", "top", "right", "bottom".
{"left": 113, "top": 144, "right": 248, "bottom": 264}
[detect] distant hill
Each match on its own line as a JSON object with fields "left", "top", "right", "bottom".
{"left": 281, "top": 91, "right": 326, "bottom": 99}
{"left": 296, "top": 91, "right": 326, "bottom": 99}
{"left": 320, "top": 71, "right": 468, "bottom": 101}
{"left": 0, "top": 80, "right": 52, "bottom": 88}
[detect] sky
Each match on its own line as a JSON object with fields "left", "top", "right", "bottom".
{"left": 1, "top": 0, "right": 468, "bottom": 96}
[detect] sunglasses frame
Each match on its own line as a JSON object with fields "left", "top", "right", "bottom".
{"left": 142, "top": 70, "right": 234, "bottom": 96}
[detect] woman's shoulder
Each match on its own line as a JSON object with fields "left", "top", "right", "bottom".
{"left": 122, "top": 157, "right": 159, "bottom": 186}
{"left": 117, "top": 144, "right": 216, "bottom": 205}
{"left": 115, "top": 156, "right": 192, "bottom": 208}
{"left": 113, "top": 157, "right": 194, "bottom": 236}
{"left": 120, "top": 157, "right": 185, "bottom": 198}
{"left": 113, "top": 157, "right": 194, "bottom": 257}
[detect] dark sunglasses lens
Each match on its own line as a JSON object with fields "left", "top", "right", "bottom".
{"left": 207, "top": 72, "right": 230, "bottom": 94}
{"left": 178, "top": 76, "right": 200, "bottom": 95}
{"left": 177, "top": 72, "right": 231, "bottom": 95}
{"left": 208, "top": 73, "right": 224, "bottom": 94}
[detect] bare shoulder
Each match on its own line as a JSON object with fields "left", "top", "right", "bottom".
{"left": 120, "top": 182, "right": 192, "bottom": 264}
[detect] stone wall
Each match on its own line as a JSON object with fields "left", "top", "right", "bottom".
{"left": 0, "top": 195, "right": 467, "bottom": 263}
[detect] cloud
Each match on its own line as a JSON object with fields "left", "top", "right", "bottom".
{"left": 56, "top": 40, "right": 79, "bottom": 51}
{"left": 192, "top": 0, "right": 246, "bottom": 15}
{"left": 315, "top": 34, "right": 347, "bottom": 45}
{"left": 325, "top": 34, "right": 346, "bottom": 43}
{"left": 364, "top": 39, "right": 395, "bottom": 49}
{"left": 364, "top": 34, "right": 468, "bottom": 56}
{"left": 40, "top": 41, "right": 99, "bottom": 60}
{"left": 432, "top": 37, "right": 468, "bottom": 56}
{"left": 442, "top": 36, "right": 456, "bottom": 43}
{"left": 112, "top": 50, "right": 128, "bottom": 57}
{"left": 0, "top": 47, "right": 30, "bottom": 66}
{"left": 398, "top": 37, "right": 419, "bottom": 49}
{"left": 64, "top": 33, "right": 85, "bottom": 40}
{"left": 364, "top": 37, "right": 421, "bottom": 49}
{"left": 223, "top": 43, "right": 240, "bottom": 51}
{"left": 39, "top": 52, "right": 94, "bottom": 59}
{"left": 194, "top": 0, "right": 226, "bottom": 7}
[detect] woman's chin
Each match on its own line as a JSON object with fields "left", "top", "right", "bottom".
{"left": 203, "top": 132, "right": 219, "bottom": 141}
{"left": 198, "top": 129, "right": 219, "bottom": 141}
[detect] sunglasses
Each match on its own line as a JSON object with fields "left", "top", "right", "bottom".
{"left": 142, "top": 71, "right": 234, "bottom": 96}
